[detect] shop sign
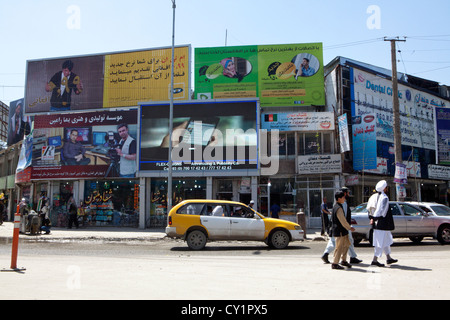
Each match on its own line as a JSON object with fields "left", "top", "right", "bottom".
{"left": 297, "top": 154, "right": 341, "bottom": 174}
{"left": 435, "top": 107, "right": 450, "bottom": 165}
{"left": 364, "top": 157, "right": 388, "bottom": 175}
{"left": 261, "top": 111, "right": 334, "bottom": 132}
{"left": 428, "top": 165, "right": 450, "bottom": 180}
{"left": 350, "top": 67, "right": 441, "bottom": 150}
{"left": 31, "top": 109, "right": 138, "bottom": 179}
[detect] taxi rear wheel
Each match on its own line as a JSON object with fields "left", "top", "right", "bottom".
{"left": 268, "top": 230, "right": 290, "bottom": 249}
{"left": 186, "top": 230, "right": 207, "bottom": 250}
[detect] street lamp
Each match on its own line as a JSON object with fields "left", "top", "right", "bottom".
{"left": 167, "top": 0, "right": 176, "bottom": 217}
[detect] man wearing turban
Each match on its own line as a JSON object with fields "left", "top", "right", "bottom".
{"left": 370, "top": 180, "right": 398, "bottom": 267}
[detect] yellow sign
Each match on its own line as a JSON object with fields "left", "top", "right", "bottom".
{"left": 103, "top": 47, "right": 189, "bottom": 108}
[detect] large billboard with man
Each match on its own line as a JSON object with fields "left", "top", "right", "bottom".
{"left": 25, "top": 46, "right": 190, "bottom": 114}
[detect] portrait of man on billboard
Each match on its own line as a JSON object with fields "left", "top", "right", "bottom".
{"left": 45, "top": 59, "right": 83, "bottom": 111}
{"left": 8, "top": 99, "right": 31, "bottom": 145}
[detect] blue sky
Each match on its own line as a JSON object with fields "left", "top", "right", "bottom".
{"left": 1, "top": 0, "right": 450, "bottom": 105}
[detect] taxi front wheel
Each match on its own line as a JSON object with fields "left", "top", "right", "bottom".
{"left": 186, "top": 230, "right": 207, "bottom": 250}
{"left": 268, "top": 230, "right": 290, "bottom": 249}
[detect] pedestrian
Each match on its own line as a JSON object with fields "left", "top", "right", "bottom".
{"left": 331, "top": 191, "right": 355, "bottom": 269}
{"left": 270, "top": 202, "right": 280, "bottom": 219}
{"left": 320, "top": 197, "right": 331, "bottom": 236}
{"left": 249, "top": 200, "right": 255, "bottom": 209}
{"left": 340, "top": 187, "right": 362, "bottom": 263}
{"left": 370, "top": 180, "right": 397, "bottom": 267}
{"left": 67, "top": 195, "right": 79, "bottom": 229}
{"left": 321, "top": 188, "right": 362, "bottom": 264}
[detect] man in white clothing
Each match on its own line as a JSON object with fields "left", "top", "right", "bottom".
{"left": 370, "top": 180, "right": 398, "bottom": 267}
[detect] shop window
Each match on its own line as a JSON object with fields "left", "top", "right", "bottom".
{"left": 150, "top": 178, "right": 206, "bottom": 218}
{"left": 84, "top": 180, "right": 139, "bottom": 227}
{"left": 298, "top": 132, "right": 334, "bottom": 155}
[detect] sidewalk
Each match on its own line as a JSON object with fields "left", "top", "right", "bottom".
{"left": 0, "top": 221, "right": 325, "bottom": 242}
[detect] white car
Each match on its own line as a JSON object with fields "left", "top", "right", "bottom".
{"left": 407, "top": 202, "right": 450, "bottom": 217}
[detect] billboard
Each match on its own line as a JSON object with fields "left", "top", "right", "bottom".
{"left": 25, "top": 46, "right": 190, "bottom": 114}
{"left": 194, "top": 43, "right": 324, "bottom": 107}
{"left": 350, "top": 67, "right": 445, "bottom": 150}
{"left": 139, "top": 99, "right": 258, "bottom": 174}
{"left": 435, "top": 107, "right": 450, "bottom": 165}
{"left": 8, "top": 98, "right": 32, "bottom": 146}
{"left": 31, "top": 109, "right": 138, "bottom": 179}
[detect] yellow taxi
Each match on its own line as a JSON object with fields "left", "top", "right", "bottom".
{"left": 165, "top": 200, "right": 304, "bottom": 250}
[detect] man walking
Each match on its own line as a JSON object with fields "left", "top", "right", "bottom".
{"left": 331, "top": 191, "right": 355, "bottom": 270}
{"left": 321, "top": 187, "right": 362, "bottom": 264}
{"left": 370, "top": 180, "right": 397, "bottom": 267}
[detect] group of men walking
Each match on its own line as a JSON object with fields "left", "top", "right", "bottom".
{"left": 321, "top": 180, "right": 397, "bottom": 270}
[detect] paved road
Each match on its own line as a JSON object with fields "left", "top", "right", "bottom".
{"left": 1, "top": 235, "right": 449, "bottom": 300}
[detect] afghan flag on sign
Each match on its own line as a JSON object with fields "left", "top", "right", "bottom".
{"left": 264, "top": 114, "right": 278, "bottom": 122}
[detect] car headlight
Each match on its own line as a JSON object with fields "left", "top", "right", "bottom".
{"left": 294, "top": 225, "right": 302, "bottom": 230}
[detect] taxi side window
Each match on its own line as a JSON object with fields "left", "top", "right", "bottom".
{"left": 177, "top": 204, "right": 205, "bottom": 215}
{"left": 210, "top": 205, "right": 227, "bottom": 217}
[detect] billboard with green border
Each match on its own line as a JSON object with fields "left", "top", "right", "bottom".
{"left": 194, "top": 43, "right": 324, "bottom": 107}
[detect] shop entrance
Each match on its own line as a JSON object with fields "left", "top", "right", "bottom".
{"left": 295, "top": 178, "right": 336, "bottom": 228}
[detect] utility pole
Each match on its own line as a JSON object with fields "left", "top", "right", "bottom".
{"left": 168, "top": 0, "right": 176, "bottom": 216}
{"left": 384, "top": 37, "right": 406, "bottom": 201}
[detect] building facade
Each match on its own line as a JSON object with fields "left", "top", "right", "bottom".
{"left": 325, "top": 56, "right": 450, "bottom": 206}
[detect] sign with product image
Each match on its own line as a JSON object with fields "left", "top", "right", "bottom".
{"left": 195, "top": 43, "right": 324, "bottom": 107}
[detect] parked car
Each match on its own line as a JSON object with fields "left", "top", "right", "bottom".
{"left": 351, "top": 201, "right": 450, "bottom": 245}
{"left": 165, "top": 200, "right": 304, "bottom": 250}
{"left": 407, "top": 202, "right": 450, "bottom": 217}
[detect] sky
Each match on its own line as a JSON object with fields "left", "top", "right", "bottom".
{"left": 1, "top": 0, "right": 450, "bottom": 106}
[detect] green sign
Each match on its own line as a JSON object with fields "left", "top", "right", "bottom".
{"left": 194, "top": 43, "right": 324, "bottom": 107}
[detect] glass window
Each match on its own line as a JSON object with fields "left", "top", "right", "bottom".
{"left": 430, "top": 205, "right": 450, "bottom": 216}
{"left": 389, "top": 204, "right": 401, "bottom": 216}
{"left": 177, "top": 203, "right": 205, "bottom": 215}
{"left": 298, "top": 134, "right": 304, "bottom": 156}
{"left": 322, "top": 133, "right": 332, "bottom": 154}
{"left": 400, "top": 204, "right": 421, "bottom": 216}
{"left": 305, "top": 133, "right": 320, "bottom": 155}
{"left": 84, "top": 180, "right": 139, "bottom": 227}
{"left": 287, "top": 133, "right": 295, "bottom": 156}
{"left": 278, "top": 134, "right": 287, "bottom": 157}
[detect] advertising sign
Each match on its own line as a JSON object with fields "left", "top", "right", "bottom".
{"left": 297, "top": 154, "right": 342, "bottom": 174}
{"left": 435, "top": 107, "right": 450, "bottom": 165}
{"left": 139, "top": 99, "right": 258, "bottom": 174}
{"left": 195, "top": 43, "right": 324, "bottom": 107}
{"left": 261, "top": 111, "right": 334, "bottom": 132}
{"left": 8, "top": 98, "right": 32, "bottom": 146}
{"left": 338, "top": 114, "right": 350, "bottom": 152}
{"left": 350, "top": 67, "right": 444, "bottom": 150}
{"left": 31, "top": 109, "right": 138, "bottom": 179}
{"left": 352, "top": 112, "right": 377, "bottom": 170}
{"left": 25, "top": 46, "right": 190, "bottom": 114}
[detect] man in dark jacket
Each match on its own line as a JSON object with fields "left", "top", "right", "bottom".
{"left": 45, "top": 60, "right": 83, "bottom": 111}
{"left": 331, "top": 191, "right": 355, "bottom": 270}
